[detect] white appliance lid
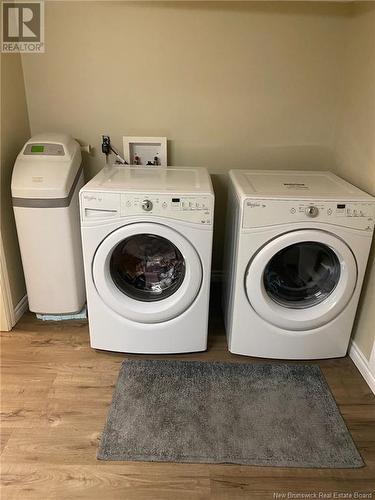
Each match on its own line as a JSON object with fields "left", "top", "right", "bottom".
{"left": 82, "top": 166, "right": 213, "bottom": 194}
{"left": 11, "top": 134, "right": 81, "bottom": 200}
{"left": 230, "top": 170, "right": 374, "bottom": 200}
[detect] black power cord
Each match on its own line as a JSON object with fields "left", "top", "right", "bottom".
{"left": 101, "top": 135, "right": 128, "bottom": 164}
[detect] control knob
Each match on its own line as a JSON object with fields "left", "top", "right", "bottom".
{"left": 142, "top": 199, "right": 153, "bottom": 212}
{"left": 305, "top": 205, "right": 319, "bottom": 218}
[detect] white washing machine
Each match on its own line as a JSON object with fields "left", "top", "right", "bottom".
{"left": 80, "top": 165, "right": 214, "bottom": 354}
{"left": 223, "top": 170, "right": 375, "bottom": 359}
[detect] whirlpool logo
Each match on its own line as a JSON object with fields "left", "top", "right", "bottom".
{"left": 1, "top": 1, "right": 44, "bottom": 53}
{"left": 247, "top": 201, "right": 266, "bottom": 208}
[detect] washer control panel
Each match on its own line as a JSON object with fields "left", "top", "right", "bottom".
{"left": 80, "top": 191, "right": 213, "bottom": 225}
{"left": 243, "top": 199, "right": 375, "bottom": 231}
{"left": 121, "top": 195, "right": 213, "bottom": 224}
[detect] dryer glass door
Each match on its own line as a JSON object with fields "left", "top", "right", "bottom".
{"left": 93, "top": 222, "right": 202, "bottom": 324}
{"left": 245, "top": 229, "right": 357, "bottom": 331}
{"left": 263, "top": 241, "right": 341, "bottom": 309}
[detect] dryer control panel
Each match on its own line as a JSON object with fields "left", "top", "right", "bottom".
{"left": 80, "top": 191, "right": 213, "bottom": 225}
{"left": 243, "top": 199, "right": 375, "bottom": 231}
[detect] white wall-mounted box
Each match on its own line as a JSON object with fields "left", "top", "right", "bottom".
{"left": 123, "top": 136, "right": 167, "bottom": 166}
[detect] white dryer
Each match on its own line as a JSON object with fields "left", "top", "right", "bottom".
{"left": 223, "top": 170, "right": 374, "bottom": 359}
{"left": 80, "top": 166, "right": 214, "bottom": 354}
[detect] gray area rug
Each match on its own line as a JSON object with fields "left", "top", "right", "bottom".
{"left": 98, "top": 359, "right": 363, "bottom": 467}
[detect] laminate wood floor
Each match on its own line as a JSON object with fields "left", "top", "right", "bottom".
{"left": 1, "top": 305, "right": 375, "bottom": 499}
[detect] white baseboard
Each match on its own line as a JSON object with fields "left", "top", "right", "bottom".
{"left": 14, "top": 294, "right": 28, "bottom": 324}
{"left": 349, "top": 340, "right": 375, "bottom": 395}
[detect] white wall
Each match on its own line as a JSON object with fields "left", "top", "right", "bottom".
{"left": 1, "top": 54, "right": 29, "bottom": 308}
{"left": 22, "top": 2, "right": 348, "bottom": 176}
{"left": 334, "top": 2, "right": 375, "bottom": 361}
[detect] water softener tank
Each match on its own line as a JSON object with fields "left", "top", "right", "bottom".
{"left": 11, "top": 133, "right": 86, "bottom": 314}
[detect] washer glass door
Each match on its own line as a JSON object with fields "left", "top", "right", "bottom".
{"left": 110, "top": 234, "right": 186, "bottom": 302}
{"left": 93, "top": 222, "right": 202, "bottom": 324}
{"left": 245, "top": 230, "right": 357, "bottom": 331}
